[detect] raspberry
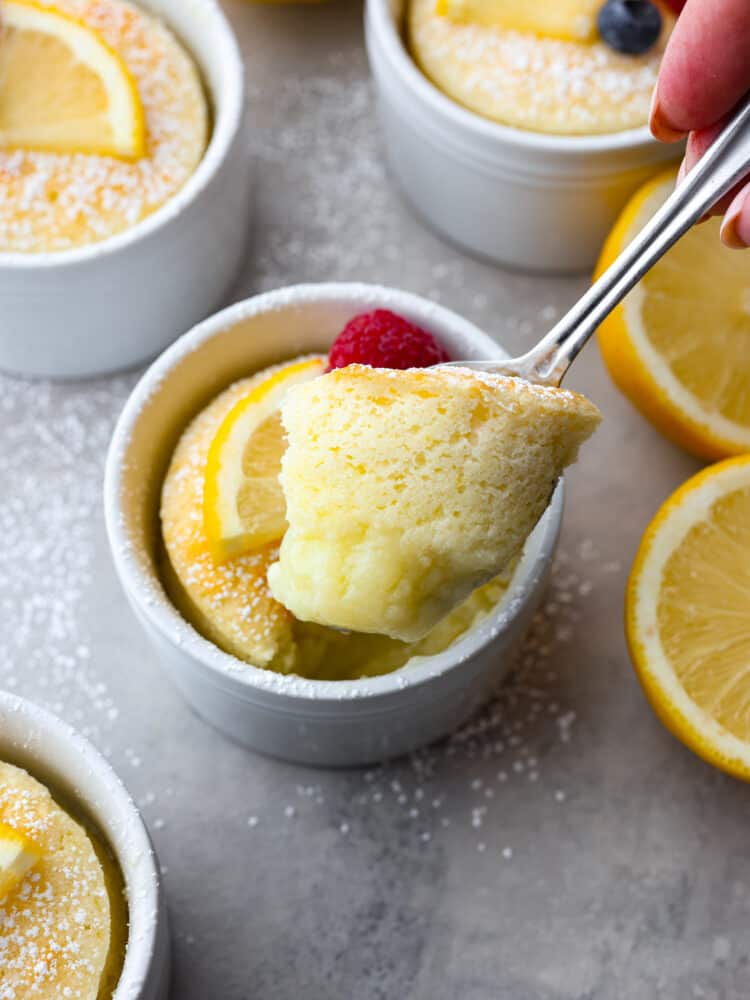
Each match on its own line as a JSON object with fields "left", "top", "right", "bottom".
{"left": 327, "top": 310, "right": 451, "bottom": 371}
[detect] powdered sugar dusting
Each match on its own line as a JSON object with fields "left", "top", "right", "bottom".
{"left": 0, "top": 374, "right": 133, "bottom": 740}
{"left": 409, "top": 0, "right": 674, "bottom": 135}
{"left": 0, "top": 0, "right": 207, "bottom": 253}
{"left": 0, "top": 762, "right": 110, "bottom": 997}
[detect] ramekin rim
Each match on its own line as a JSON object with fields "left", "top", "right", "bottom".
{"left": 365, "top": 0, "right": 663, "bottom": 157}
{"left": 104, "top": 282, "right": 563, "bottom": 705}
{"left": 0, "top": 690, "right": 161, "bottom": 997}
{"left": 0, "top": 0, "right": 244, "bottom": 271}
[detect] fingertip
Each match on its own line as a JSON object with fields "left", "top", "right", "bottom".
{"left": 720, "top": 186, "right": 750, "bottom": 249}
{"left": 649, "top": 87, "right": 688, "bottom": 143}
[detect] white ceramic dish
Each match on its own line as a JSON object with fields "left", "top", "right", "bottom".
{"left": 0, "top": 0, "right": 248, "bottom": 379}
{"left": 104, "top": 283, "right": 563, "bottom": 767}
{"left": 365, "top": 0, "right": 680, "bottom": 274}
{"left": 0, "top": 691, "right": 169, "bottom": 1000}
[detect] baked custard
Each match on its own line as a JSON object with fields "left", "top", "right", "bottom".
{"left": 408, "top": 0, "right": 675, "bottom": 135}
{"left": 0, "top": 0, "right": 208, "bottom": 253}
{"left": 0, "top": 760, "right": 127, "bottom": 998}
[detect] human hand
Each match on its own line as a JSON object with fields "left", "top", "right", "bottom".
{"left": 650, "top": 0, "right": 750, "bottom": 247}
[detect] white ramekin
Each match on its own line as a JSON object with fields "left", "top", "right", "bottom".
{"left": 104, "top": 283, "right": 563, "bottom": 767}
{"left": 0, "top": 0, "right": 248, "bottom": 379}
{"left": 0, "top": 691, "right": 169, "bottom": 1000}
{"left": 365, "top": 0, "right": 681, "bottom": 274}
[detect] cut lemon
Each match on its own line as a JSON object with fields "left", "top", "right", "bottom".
{"left": 596, "top": 169, "right": 750, "bottom": 460}
{"left": 627, "top": 456, "right": 750, "bottom": 780}
{"left": 0, "top": 0, "right": 145, "bottom": 159}
{"left": 204, "top": 357, "right": 326, "bottom": 562}
{"left": 435, "top": 0, "right": 600, "bottom": 42}
{"left": 0, "top": 820, "right": 41, "bottom": 900}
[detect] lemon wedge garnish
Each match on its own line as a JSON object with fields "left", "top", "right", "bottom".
{"left": 627, "top": 455, "right": 750, "bottom": 781}
{"left": 204, "top": 357, "right": 326, "bottom": 562}
{"left": 0, "top": 0, "right": 146, "bottom": 159}
{"left": 0, "top": 820, "right": 41, "bottom": 900}
{"left": 435, "top": 0, "right": 600, "bottom": 42}
{"left": 596, "top": 169, "right": 750, "bottom": 460}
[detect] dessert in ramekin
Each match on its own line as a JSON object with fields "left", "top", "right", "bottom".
{"left": 365, "top": 0, "right": 681, "bottom": 272}
{"left": 0, "top": 0, "right": 247, "bottom": 378}
{"left": 105, "top": 283, "right": 565, "bottom": 767}
{"left": 0, "top": 691, "right": 168, "bottom": 999}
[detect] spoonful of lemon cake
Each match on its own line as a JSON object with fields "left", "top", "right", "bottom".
{"left": 267, "top": 360, "right": 599, "bottom": 641}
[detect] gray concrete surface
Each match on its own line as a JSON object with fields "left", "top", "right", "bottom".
{"left": 1, "top": 3, "right": 749, "bottom": 997}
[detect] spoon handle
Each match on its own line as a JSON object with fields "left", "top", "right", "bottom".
{"left": 516, "top": 97, "right": 750, "bottom": 386}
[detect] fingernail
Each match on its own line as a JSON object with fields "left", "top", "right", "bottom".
{"left": 720, "top": 187, "right": 750, "bottom": 249}
{"left": 649, "top": 88, "right": 687, "bottom": 143}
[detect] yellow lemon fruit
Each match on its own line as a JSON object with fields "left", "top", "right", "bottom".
{"left": 596, "top": 169, "right": 750, "bottom": 460}
{"left": 627, "top": 455, "right": 750, "bottom": 780}
{"left": 203, "top": 356, "right": 325, "bottom": 562}
{"left": 435, "top": 0, "right": 600, "bottom": 42}
{"left": 0, "top": 0, "right": 145, "bottom": 159}
{"left": 0, "top": 820, "right": 41, "bottom": 900}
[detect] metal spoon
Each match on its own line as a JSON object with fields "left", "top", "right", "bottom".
{"left": 438, "top": 98, "right": 750, "bottom": 387}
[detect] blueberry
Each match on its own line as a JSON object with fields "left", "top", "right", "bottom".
{"left": 597, "top": 0, "right": 663, "bottom": 55}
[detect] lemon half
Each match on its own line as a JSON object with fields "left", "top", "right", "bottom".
{"left": 596, "top": 169, "right": 750, "bottom": 460}
{"left": 627, "top": 456, "right": 750, "bottom": 780}
{"left": 0, "top": 0, "right": 145, "bottom": 159}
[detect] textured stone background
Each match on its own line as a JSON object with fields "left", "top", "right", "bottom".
{"left": 1, "top": 2, "right": 748, "bottom": 997}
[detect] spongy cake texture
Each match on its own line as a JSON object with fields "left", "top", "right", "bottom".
{"left": 0, "top": 761, "right": 111, "bottom": 998}
{"left": 268, "top": 365, "right": 601, "bottom": 641}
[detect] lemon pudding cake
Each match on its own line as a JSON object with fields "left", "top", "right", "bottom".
{"left": 161, "top": 349, "right": 512, "bottom": 681}
{"left": 407, "top": 0, "right": 675, "bottom": 135}
{"left": 268, "top": 365, "right": 601, "bottom": 641}
{"left": 0, "top": 0, "right": 209, "bottom": 253}
{"left": 0, "top": 760, "right": 127, "bottom": 998}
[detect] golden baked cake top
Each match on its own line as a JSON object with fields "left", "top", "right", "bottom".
{"left": 0, "top": 0, "right": 208, "bottom": 253}
{"left": 0, "top": 760, "right": 113, "bottom": 999}
{"left": 408, "top": 0, "right": 675, "bottom": 135}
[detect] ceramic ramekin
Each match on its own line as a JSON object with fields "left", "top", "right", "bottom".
{"left": 0, "top": 0, "right": 248, "bottom": 379}
{"left": 104, "top": 283, "right": 563, "bottom": 767}
{"left": 365, "top": 0, "right": 681, "bottom": 274}
{"left": 0, "top": 691, "right": 169, "bottom": 1000}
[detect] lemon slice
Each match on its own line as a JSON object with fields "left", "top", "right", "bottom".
{"left": 627, "top": 456, "right": 750, "bottom": 780}
{"left": 435, "top": 0, "right": 600, "bottom": 42}
{"left": 596, "top": 169, "right": 750, "bottom": 460}
{"left": 0, "top": 0, "right": 146, "bottom": 159}
{"left": 0, "top": 820, "right": 41, "bottom": 900}
{"left": 204, "top": 357, "right": 326, "bottom": 562}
